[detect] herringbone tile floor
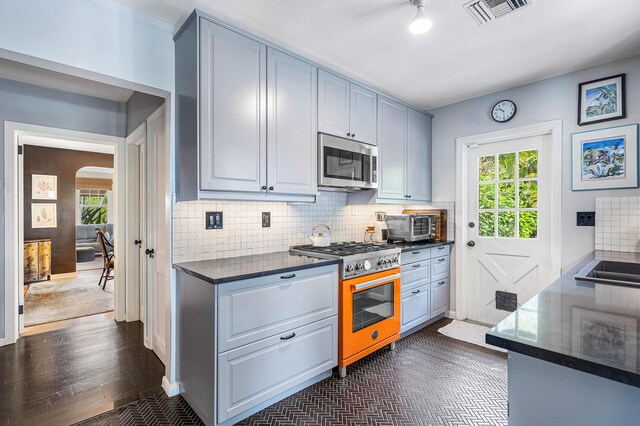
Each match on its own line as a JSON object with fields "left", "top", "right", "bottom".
{"left": 78, "top": 318, "right": 508, "bottom": 426}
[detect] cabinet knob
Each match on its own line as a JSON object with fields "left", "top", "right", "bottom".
{"left": 261, "top": 185, "right": 267, "bottom": 190}
{"left": 347, "top": 133, "right": 352, "bottom": 137}
{"left": 269, "top": 186, "right": 274, "bottom": 191}
{"left": 351, "top": 133, "right": 356, "bottom": 138}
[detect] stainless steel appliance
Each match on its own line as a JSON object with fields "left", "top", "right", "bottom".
{"left": 290, "top": 242, "right": 401, "bottom": 377}
{"left": 386, "top": 214, "right": 436, "bottom": 243}
{"left": 318, "top": 133, "right": 378, "bottom": 190}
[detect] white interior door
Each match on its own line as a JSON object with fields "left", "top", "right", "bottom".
{"left": 145, "top": 105, "right": 168, "bottom": 364}
{"left": 465, "top": 134, "right": 556, "bottom": 325}
{"left": 125, "top": 125, "right": 144, "bottom": 322}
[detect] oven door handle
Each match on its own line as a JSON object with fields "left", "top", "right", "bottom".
{"left": 352, "top": 273, "right": 401, "bottom": 292}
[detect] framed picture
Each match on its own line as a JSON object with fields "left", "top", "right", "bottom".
{"left": 32, "top": 203, "right": 57, "bottom": 228}
{"left": 572, "top": 307, "right": 637, "bottom": 370}
{"left": 578, "top": 74, "right": 625, "bottom": 126}
{"left": 571, "top": 124, "right": 638, "bottom": 191}
{"left": 32, "top": 174, "right": 57, "bottom": 200}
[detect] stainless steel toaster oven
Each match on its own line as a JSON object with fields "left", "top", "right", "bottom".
{"left": 385, "top": 214, "right": 436, "bottom": 243}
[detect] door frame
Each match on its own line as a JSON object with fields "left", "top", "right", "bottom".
{"left": 3, "top": 121, "right": 125, "bottom": 345}
{"left": 454, "top": 120, "right": 563, "bottom": 321}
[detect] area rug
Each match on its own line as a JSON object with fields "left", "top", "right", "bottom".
{"left": 438, "top": 320, "right": 507, "bottom": 353}
{"left": 76, "top": 256, "right": 104, "bottom": 272}
{"left": 25, "top": 269, "right": 114, "bottom": 326}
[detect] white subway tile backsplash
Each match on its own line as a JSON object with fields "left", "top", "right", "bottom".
{"left": 172, "top": 192, "right": 455, "bottom": 263}
{"left": 595, "top": 196, "right": 640, "bottom": 253}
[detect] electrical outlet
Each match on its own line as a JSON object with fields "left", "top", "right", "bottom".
{"left": 206, "top": 211, "right": 223, "bottom": 230}
{"left": 577, "top": 211, "right": 595, "bottom": 227}
{"left": 262, "top": 212, "right": 271, "bottom": 228}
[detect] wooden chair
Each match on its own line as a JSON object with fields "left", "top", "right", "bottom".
{"left": 96, "top": 228, "right": 114, "bottom": 290}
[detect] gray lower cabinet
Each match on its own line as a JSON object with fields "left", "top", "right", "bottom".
{"left": 400, "top": 246, "right": 451, "bottom": 335}
{"left": 218, "top": 317, "right": 337, "bottom": 422}
{"left": 318, "top": 69, "right": 377, "bottom": 145}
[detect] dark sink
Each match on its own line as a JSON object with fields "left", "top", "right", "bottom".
{"left": 575, "top": 260, "right": 640, "bottom": 287}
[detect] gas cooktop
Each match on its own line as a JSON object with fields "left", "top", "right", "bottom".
{"left": 290, "top": 242, "right": 400, "bottom": 279}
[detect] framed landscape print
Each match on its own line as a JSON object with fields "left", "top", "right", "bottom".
{"left": 32, "top": 174, "right": 57, "bottom": 200}
{"left": 578, "top": 74, "right": 625, "bottom": 126}
{"left": 32, "top": 203, "right": 57, "bottom": 228}
{"left": 571, "top": 124, "right": 638, "bottom": 191}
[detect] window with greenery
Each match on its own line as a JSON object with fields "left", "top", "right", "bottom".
{"left": 478, "top": 150, "right": 538, "bottom": 239}
{"left": 79, "top": 189, "right": 108, "bottom": 224}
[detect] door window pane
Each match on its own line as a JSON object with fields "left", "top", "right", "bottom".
{"left": 479, "top": 212, "right": 495, "bottom": 237}
{"left": 519, "top": 211, "right": 538, "bottom": 239}
{"left": 519, "top": 150, "right": 538, "bottom": 178}
{"left": 479, "top": 184, "right": 495, "bottom": 209}
{"left": 498, "top": 211, "right": 516, "bottom": 238}
{"left": 498, "top": 152, "right": 516, "bottom": 180}
{"left": 479, "top": 155, "right": 495, "bottom": 181}
{"left": 519, "top": 181, "right": 538, "bottom": 208}
{"left": 498, "top": 182, "right": 516, "bottom": 208}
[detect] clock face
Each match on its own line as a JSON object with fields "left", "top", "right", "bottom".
{"left": 492, "top": 100, "right": 517, "bottom": 122}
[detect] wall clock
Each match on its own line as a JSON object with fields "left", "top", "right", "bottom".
{"left": 491, "top": 100, "right": 517, "bottom": 123}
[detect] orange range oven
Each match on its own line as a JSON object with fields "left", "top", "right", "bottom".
{"left": 338, "top": 267, "right": 401, "bottom": 377}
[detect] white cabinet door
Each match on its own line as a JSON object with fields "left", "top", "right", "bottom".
{"left": 199, "top": 21, "right": 266, "bottom": 192}
{"left": 318, "top": 70, "right": 350, "bottom": 139}
{"left": 349, "top": 83, "right": 377, "bottom": 145}
{"left": 431, "top": 278, "right": 450, "bottom": 317}
{"left": 377, "top": 96, "right": 408, "bottom": 200}
{"left": 267, "top": 49, "right": 317, "bottom": 195}
{"left": 401, "top": 284, "right": 430, "bottom": 333}
{"left": 218, "top": 317, "right": 337, "bottom": 422}
{"left": 407, "top": 108, "right": 432, "bottom": 202}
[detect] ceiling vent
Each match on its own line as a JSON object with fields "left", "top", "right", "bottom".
{"left": 463, "top": 0, "right": 531, "bottom": 25}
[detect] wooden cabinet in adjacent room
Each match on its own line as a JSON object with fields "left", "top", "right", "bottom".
{"left": 24, "top": 239, "right": 52, "bottom": 282}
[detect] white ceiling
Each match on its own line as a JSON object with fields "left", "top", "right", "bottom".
{"left": 22, "top": 135, "right": 115, "bottom": 154}
{"left": 114, "top": 0, "right": 640, "bottom": 109}
{"left": 0, "top": 57, "right": 134, "bottom": 103}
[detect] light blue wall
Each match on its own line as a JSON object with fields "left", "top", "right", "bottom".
{"left": 429, "top": 55, "right": 640, "bottom": 272}
{"left": 0, "top": 77, "right": 126, "bottom": 339}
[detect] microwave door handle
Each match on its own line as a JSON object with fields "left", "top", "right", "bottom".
{"left": 353, "top": 273, "right": 401, "bottom": 291}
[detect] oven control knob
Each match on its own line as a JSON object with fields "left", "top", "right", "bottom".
{"left": 363, "top": 260, "right": 371, "bottom": 271}
{"left": 346, "top": 264, "right": 354, "bottom": 272}
{"left": 378, "top": 259, "right": 385, "bottom": 266}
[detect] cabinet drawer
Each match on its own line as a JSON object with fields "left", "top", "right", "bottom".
{"left": 401, "top": 284, "right": 430, "bottom": 333}
{"left": 431, "top": 278, "right": 450, "bottom": 318}
{"left": 430, "top": 245, "right": 450, "bottom": 259}
{"left": 431, "top": 255, "right": 450, "bottom": 282}
{"left": 218, "top": 266, "right": 338, "bottom": 352}
{"left": 218, "top": 316, "right": 337, "bottom": 422}
{"left": 400, "top": 249, "right": 431, "bottom": 266}
{"left": 400, "top": 261, "right": 430, "bottom": 293}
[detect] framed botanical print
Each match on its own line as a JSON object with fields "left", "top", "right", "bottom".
{"left": 571, "top": 124, "right": 638, "bottom": 191}
{"left": 32, "top": 174, "right": 57, "bottom": 200}
{"left": 32, "top": 203, "right": 57, "bottom": 228}
{"left": 578, "top": 74, "right": 626, "bottom": 126}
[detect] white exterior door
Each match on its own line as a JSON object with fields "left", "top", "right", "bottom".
{"left": 465, "top": 134, "right": 557, "bottom": 325}
{"left": 145, "top": 106, "right": 169, "bottom": 364}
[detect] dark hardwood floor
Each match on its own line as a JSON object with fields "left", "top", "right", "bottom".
{"left": 0, "top": 318, "right": 165, "bottom": 426}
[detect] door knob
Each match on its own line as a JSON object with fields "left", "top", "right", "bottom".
{"left": 467, "top": 241, "right": 476, "bottom": 247}
{"left": 134, "top": 239, "right": 142, "bottom": 246}
{"left": 145, "top": 248, "right": 155, "bottom": 258}
{"left": 468, "top": 222, "right": 475, "bottom": 228}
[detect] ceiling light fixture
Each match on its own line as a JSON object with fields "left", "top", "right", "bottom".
{"left": 409, "top": 0, "right": 433, "bottom": 35}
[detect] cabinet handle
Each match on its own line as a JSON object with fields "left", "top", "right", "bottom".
{"left": 412, "top": 289, "right": 421, "bottom": 294}
{"left": 412, "top": 251, "right": 421, "bottom": 255}
{"left": 408, "top": 195, "right": 412, "bottom": 198}
{"left": 347, "top": 133, "right": 352, "bottom": 137}
{"left": 280, "top": 333, "right": 296, "bottom": 341}
{"left": 280, "top": 273, "right": 296, "bottom": 280}
{"left": 438, "top": 258, "right": 445, "bottom": 262}
{"left": 438, "top": 281, "right": 445, "bottom": 285}
{"left": 261, "top": 185, "right": 267, "bottom": 190}
{"left": 269, "top": 186, "right": 274, "bottom": 191}
{"left": 412, "top": 264, "right": 421, "bottom": 268}
{"left": 351, "top": 133, "right": 356, "bottom": 138}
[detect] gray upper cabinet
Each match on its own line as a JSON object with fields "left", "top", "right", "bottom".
{"left": 318, "top": 70, "right": 377, "bottom": 145}
{"left": 377, "top": 96, "right": 408, "bottom": 200}
{"left": 407, "top": 108, "right": 432, "bottom": 202}
{"left": 267, "top": 48, "right": 317, "bottom": 196}
{"left": 199, "top": 20, "right": 266, "bottom": 193}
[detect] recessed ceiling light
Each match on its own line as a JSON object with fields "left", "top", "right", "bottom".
{"left": 409, "top": 0, "right": 433, "bottom": 35}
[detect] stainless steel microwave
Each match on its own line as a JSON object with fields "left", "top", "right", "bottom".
{"left": 318, "top": 133, "right": 378, "bottom": 190}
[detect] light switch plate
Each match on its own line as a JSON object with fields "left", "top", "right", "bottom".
{"left": 262, "top": 212, "right": 271, "bottom": 228}
{"left": 206, "top": 211, "right": 223, "bottom": 230}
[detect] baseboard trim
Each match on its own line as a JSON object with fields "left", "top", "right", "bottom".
{"left": 162, "top": 376, "right": 180, "bottom": 397}
{"left": 0, "top": 338, "right": 5, "bottom": 347}
{"left": 446, "top": 310, "right": 456, "bottom": 319}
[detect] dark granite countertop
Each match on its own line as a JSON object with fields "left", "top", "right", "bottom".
{"left": 173, "top": 251, "right": 341, "bottom": 285}
{"left": 486, "top": 250, "right": 640, "bottom": 388}
{"left": 392, "top": 240, "right": 454, "bottom": 253}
